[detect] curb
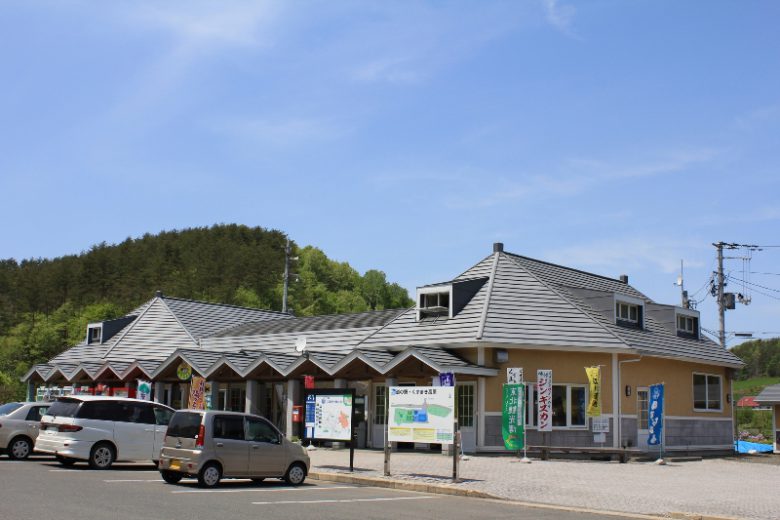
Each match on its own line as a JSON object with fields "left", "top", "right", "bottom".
{"left": 308, "top": 471, "right": 499, "bottom": 500}
{"left": 669, "top": 514, "right": 747, "bottom": 520}
{"left": 309, "top": 471, "right": 667, "bottom": 520}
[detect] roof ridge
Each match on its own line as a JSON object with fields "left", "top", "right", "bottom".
{"left": 505, "top": 251, "right": 628, "bottom": 285}
{"left": 500, "top": 253, "right": 631, "bottom": 349}
{"left": 161, "top": 295, "right": 289, "bottom": 315}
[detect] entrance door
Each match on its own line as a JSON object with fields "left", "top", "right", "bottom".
{"left": 636, "top": 387, "right": 649, "bottom": 450}
{"left": 456, "top": 383, "right": 476, "bottom": 453}
{"left": 370, "top": 384, "right": 386, "bottom": 449}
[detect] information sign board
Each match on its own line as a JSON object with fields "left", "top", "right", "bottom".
{"left": 388, "top": 386, "right": 454, "bottom": 445}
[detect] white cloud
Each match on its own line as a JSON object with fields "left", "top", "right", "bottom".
{"left": 214, "top": 117, "right": 349, "bottom": 147}
{"left": 126, "top": 1, "right": 284, "bottom": 50}
{"left": 442, "top": 147, "right": 721, "bottom": 209}
{"left": 541, "top": 0, "right": 577, "bottom": 36}
{"left": 545, "top": 238, "right": 706, "bottom": 275}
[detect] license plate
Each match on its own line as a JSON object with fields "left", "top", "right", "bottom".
{"left": 169, "top": 459, "right": 181, "bottom": 471}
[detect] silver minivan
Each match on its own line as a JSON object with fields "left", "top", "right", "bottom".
{"left": 159, "top": 410, "right": 310, "bottom": 488}
{"left": 37, "top": 396, "right": 174, "bottom": 469}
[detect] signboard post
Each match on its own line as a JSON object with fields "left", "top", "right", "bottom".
{"left": 387, "top": 386, "right": 456, "bottom": 480}
{"left": 303, "top": 388, "right": 356, "bottom": 471}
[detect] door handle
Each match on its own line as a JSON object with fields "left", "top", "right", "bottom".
{"left": 216, "top": 442, "right": 224, "bottom": 447}
{"left": 252, "top": 445, "right": 259, "bottom": 449}
{"left": 144, "top": 428, "right": 154, "bottom": 432}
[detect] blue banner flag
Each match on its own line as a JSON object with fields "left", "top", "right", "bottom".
{"left": 648, "top": 384, "right": 664, "bottom": 446}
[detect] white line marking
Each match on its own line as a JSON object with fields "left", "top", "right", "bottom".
{"left": 104, "top": 479, "right": 164, "bottom": 483}
{"left": 252, "top": 496, "right": 438, "bottom": 505}
{"left": 171, "top": 485, "right": 356, "bottom": 495}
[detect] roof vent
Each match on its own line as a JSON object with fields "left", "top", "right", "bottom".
{"left": 155, "top": 290, "right": 164, "bottom": 298}
{"left": 493, "top": 242, "right": 504, "bottom": 253}
{"left": 619, "top": 275, "right": 629, "bottom": 284}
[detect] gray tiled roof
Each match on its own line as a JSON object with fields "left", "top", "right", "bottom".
{"left": 505, "top": 253, "right": 743, "bottom": 366}
{"left": 214, "top": 309, "right": 404, "bottom": 337}
{"left": 162, "top": 297, "right": 290, "bottom": 339}
{"left": 756, "top": 384, "right": 780, "bottom": 404}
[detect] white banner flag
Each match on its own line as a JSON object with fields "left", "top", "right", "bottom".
{"left": 137, "top": 380, "right": 152, "bottom": 401}
{"left": 537, "top": 369, "right": 552, "bottom": 432}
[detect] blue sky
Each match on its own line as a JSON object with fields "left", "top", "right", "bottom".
{"left": 1, "top": 1, "right": 779, "bottom": 346}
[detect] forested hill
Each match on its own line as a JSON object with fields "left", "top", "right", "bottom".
{"left": 731, "top": 338, "right": 780, "bottom": 380}
{"left": 0, "top": 224, "right": 413, "bottom": 399}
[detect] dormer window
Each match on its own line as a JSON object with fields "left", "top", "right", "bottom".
{"left": 616, "top": 302, "right": 639, "bottom": 323}
{"left": 417, "top": 286, "right": 453, "bottom": 321}
{"left": 615, "top": 296, "right": 644, "bottom": 329}
{"left": 87, "top": 325, "right": 102, "bottom": 344}
{"left": 676, "top": 312, "right": 699, "bottom": 339}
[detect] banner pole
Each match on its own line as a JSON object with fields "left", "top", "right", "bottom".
{"left": 520, "top": 382, "right": 531, "bottom": 463}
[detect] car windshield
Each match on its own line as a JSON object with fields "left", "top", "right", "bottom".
{"left": 166, "top": 412, "right": 203, "bottom": 438}
{"left": 0, "top": 402, "right": 22, "bottom": 416}
{"left": 46, "top": 398, "right": 82, "bottom": 418}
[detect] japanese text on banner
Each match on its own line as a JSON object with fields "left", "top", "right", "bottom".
{"left": 648, "top": 383, "right": 664, "bottom": 446}
{"left": 585, "top": 367, "right": 601, "bottom": 417}
{"left": 537, "top": 369, "right": 552, "bottom": 432}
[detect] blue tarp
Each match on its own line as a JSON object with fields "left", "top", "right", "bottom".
{"left": 734, "top": 440, "right": 774, "bottom": 453}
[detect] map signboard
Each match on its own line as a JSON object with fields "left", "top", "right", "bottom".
{"left": 388, "top": 386, "right": 454, "bottom": 445}
{"left": 304, "top": 389, "right": 354, "bottom": 442}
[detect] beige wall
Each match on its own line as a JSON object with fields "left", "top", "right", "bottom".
{"left": 483, "top": 348, "right": 613, "bottom": 413}
{"left": 620, "top": 356, "right": 732, "bottom": 417}
{"left": 775, "top": 405, "right": 780, "bottom": 429}
{"left": 480, "top": 347, "right": 732, "bottom": 418}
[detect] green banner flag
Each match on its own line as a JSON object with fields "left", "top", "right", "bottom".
{"left": 502, "top": 383, "right": 524, "bottom": 450}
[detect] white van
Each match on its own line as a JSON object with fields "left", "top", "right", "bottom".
{"left": 37, "top": 396, "right": 174, "bottom": 469}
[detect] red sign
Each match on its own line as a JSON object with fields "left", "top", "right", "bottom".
{"left": 304, "top": 375, "right": 315, "bottom": 389}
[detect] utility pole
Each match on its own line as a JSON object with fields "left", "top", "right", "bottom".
{"left": 282, "top": 239, "right": 292, "bottom": 314}
{"left": 715, "top": 242, "right": 726, "bottom": 348}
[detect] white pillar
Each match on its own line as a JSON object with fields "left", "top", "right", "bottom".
{"left": 245, "top": 380, "right": 258, "bottom": 415}
{"left": 478, "top": 376, "right": 486, "bottom": 449}
{"left": 612, "top": 353, "right": 620, "bottom": 449}
{"left": 286, "top": 379, "right": 301, "bottom": 439}
{"left": 153, "top": 382, "right": 164, "bottom": 403}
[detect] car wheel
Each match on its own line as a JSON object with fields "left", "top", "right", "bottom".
{"left": 284, "top": 462, "right": 306, "bottom": 486}
{"left": 89, "top": 443, "right": 115, "bottom": 470}
{"left": 197, "top": 462, "right": 221, "bottom": 488}
{"left": 7, "top": 437, "right": 32, "bottom": 460}
{"left": 160, "top": 470, "right": 183, "bottom": 484}
{"left": 56, "top": 455, "right": 77, "bottom": 467}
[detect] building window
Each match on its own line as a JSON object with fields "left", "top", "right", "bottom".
{"left": 677, "top": 314, "right": 699, "bottom": 339}
{"left": 615, "top": 301, "right": 643, "bottom": 329}
{"left": 525, "top": 383, "right": 587, "bottom": 429}
{"left": 456, "top": 384, "right": 474, "bottom": 428}
{"left": 417, "top": 287, "right": 452, "bottom": 320}
{"left": 88, "top": 327, "right": 101, "bottom": 343}
{"left": 693, "top": 373, "right": 722, "bottom": 411}
{"left": 374, "top": 385, "right": 386, "bottom": 425}
{"left": 228, "top": 386, "right": 246, "bottom": 412}
{"left": 637, "top": 389, "right": 649, "bottom": 430}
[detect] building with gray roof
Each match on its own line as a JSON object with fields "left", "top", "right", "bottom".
{"left": 25, "top": 243, "right": 743, "bottom": 455}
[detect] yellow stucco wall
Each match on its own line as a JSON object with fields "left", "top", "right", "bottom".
{"left": 480, "top": 347, "right": 732, "bottom": 417}
{"left": 619, "top": 356, "right": 731, "bottom": 417}
{"left": 483, "top": 349, "right": 613, "bottom": 413}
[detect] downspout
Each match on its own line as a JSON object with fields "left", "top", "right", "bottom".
{"left": 617, "top": 355, "right": 642, "bottom": 450}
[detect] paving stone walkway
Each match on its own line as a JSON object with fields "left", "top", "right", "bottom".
{"left": 309, "top": 448, "right": 780, "bottom": 520}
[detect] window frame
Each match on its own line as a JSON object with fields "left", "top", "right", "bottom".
{"left": 373, "top": 384, "right": 386, "bottom": 425}
{"left": 416, "top": 285, "right": 453, "bottom": 321}
{"left": 524, "top": 383, "right": 588, "bottom": 430}
{"left": 693, "top": 372, "right": 722, "bottom": 412}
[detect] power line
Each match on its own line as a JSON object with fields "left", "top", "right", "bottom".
{"left": 726, "top": 275, "right": 780, "bottom": 293}
{"left": 751, "top": 272, "right": 780, "bottom": 276}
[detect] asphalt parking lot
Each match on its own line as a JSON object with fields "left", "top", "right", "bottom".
{"left": 1, "top": 456, "right": 647, "bottom": 520}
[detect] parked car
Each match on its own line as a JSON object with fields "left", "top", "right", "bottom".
{"left": 0, "top": 402, "right": 50, "bottom": 459}
{"left": 158, "top": 410, "right": 310, "bottom": 488}
{"left": 36, "top": 396, "right": 174, "bottom": 469}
